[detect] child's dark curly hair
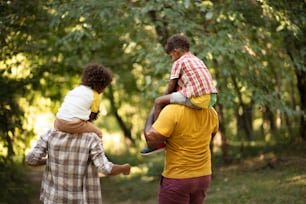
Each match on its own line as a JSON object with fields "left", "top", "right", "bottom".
{"left": 81, "top": 63, "right": 113, "bottom": 91}
{"left": 165, "top": 34, "right": 190, "bottom": 54}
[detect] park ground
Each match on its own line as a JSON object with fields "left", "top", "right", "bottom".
{"left": 28, "top": 142, "right": 306, "bottom": 204}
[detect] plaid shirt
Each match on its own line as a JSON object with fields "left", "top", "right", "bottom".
{"left": 170, "top": 52, "right": 218, "bottom": 98}
{"left": 26, "top": 129, "right": 113, "bottom": 204}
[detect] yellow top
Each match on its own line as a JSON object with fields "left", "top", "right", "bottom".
{"left": 190, "top": 93, "right": 217, "bottom": 108}
{"left": 153, "top": 104, "right": 219, "bottom": 178}
{"left": 90, "top": 90, "right": 101, "bottom": 113}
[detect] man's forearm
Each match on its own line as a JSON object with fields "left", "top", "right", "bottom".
{"left": 145, "top": 127, "right": 167, "bottom": 149}
{"left": 26, "top": 153, "right": 47, "bottom": 166}
{"left": 25, "top": 129, "right": 49, "bottom": 166}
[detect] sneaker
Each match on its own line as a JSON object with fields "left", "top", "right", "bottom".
{"left": 140, "top": 144, "right": 165, "bottom": 156}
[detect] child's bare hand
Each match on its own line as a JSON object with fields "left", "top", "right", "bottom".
{"left": 88, "top": 111, "right": 100, "bottom": 122}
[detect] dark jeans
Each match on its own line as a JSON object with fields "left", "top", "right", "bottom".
{"left": 158, "top": 175, "right": 211, "bottom": 204}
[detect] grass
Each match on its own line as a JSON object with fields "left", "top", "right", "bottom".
{"left": 101, "top": 152, "right": 163, "bottom": 203}
{"left": 26, "top": 141, "right": 306, "bottom": 204}
{"left": 207, "top": 156, "right": 306, "bottom": 204}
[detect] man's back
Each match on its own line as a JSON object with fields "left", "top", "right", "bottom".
{"left": 26, "top": 129, "right": 113, "bottom": 204}
{"left": 152, "top": 104, "right": 219, "bottom": 178}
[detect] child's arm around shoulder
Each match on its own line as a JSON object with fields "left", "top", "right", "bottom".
{"left": 165, "top": 78, "right": 178, "bottom": 94}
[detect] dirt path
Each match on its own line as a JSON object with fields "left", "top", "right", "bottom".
{"left": 27, "top": 167, "right": 44, "bottom": 204}
{"left": 27, "top": 167, "right": 156, "bottom": 204}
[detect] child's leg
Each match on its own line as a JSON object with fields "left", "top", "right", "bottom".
{"left": 154, "top": 94, "right": 171, "bottom": 121}
{"left": 54, "top": 118, "right": 102, "bottom": 137}
{"left": 75, "top": 121, "right": 103, "bottom": 138}
{"left": 170, "top": 92, "right": 202, "bottom": 109}
{"left": 144, "top": 107, "right": 154, "bottom": 135}
{"left": 154, "top": 92, "right": 200, "bottom": 122}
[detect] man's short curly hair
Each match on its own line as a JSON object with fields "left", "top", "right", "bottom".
{"left": 165, "top": 34, "right": 190, "bottom": 54}
{"left": 81, "top": 63, "right": 113, "bottom": 91}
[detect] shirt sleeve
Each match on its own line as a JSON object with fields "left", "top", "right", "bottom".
{"left": 170, "top": 61, "right": 182, "bottom": 80}
{"left": 211, "top": 107, "right": 219, "bottom": 134}
{"left": 26, "top": 129, "right": 50, "bottom": 166}
{"left": 152, "top": 105, "right": 177, "bottom": 137}
{"left": 90, "top": 137, "right": 113, "bottom": 175}
{"left": 90, "top": 90, "right": 101, "bottom": 113}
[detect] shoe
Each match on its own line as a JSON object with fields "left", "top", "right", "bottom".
{"left": 140, "top": 144, "right": 165, "bottom": 156}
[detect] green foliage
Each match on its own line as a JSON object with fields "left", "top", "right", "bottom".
{"left": 0, "top": 0, "right": 305, "bottom": 165}
{"left": 0, "top": 75, "right": 26, "bottom": 158}
{"left": 1, "top": 1, "right": 305, "bottom": 203}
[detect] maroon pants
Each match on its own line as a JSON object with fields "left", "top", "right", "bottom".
{"left": 158, "top": 175, "right": 211, "bottom": 204}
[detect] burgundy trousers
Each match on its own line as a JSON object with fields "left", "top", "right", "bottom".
{"left": 158, "top": 175, "right": 211, "bottom": 204}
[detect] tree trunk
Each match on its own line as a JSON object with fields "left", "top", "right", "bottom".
{"left": 6, "top": 132, "right": 15, "bottom": 160}
{"left": 107, "top": 85, "right": 135, "bottom": 144}
{"left": 112, "top": 110, "right": 134, "bottom": 144}
{"left": 261, "top": 107, "right": 276, "bottom": 140}
{"left": 216, "top": 104, "right": 230, "bottom": 164}
{"left": 231, "top": 75, "right": 254, "bottom": 140}
{"left": 286, "top": 49, "right": 306, "bottom": 141}
{"left": 147, "top": 10, "right": 170, "bottom": 46}
{"left": 296, "top": 69, "right": 306, "bottom": 140}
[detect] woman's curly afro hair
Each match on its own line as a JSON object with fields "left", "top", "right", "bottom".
{"left": 81, "top": 63, "right": 113, "bottom": 91}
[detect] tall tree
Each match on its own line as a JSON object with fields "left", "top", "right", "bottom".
{"left": 0, "top": 0, "right": 52, "bottom": 159}
{"left": 1, "top": 0, "right": 304, "bottom": 164}
{"left": 267, "top": 0, "right": 306, "bottom": 140}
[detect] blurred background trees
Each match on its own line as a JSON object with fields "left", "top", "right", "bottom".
{"left": 0, "top": 0, "right": 305, "bottom": 201}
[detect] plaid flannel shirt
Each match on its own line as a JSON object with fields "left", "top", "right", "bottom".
{"left": 26, "top": 129, "right": 113, "bottom": 204}
{"left": 170, "top": 52, "right": 218, "bottom": 98}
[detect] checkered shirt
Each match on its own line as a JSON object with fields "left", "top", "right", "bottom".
{"left": 170, "top": 52, "right": 218, "bottom": 98}
{"left": 26, "top": 129, "right": 113, "bottom": 204}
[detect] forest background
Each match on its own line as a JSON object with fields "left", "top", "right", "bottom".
{"left": 0, "top": 0, "right": 305, "bottom": 203}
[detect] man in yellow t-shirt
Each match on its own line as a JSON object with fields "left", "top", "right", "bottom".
{"left": 144, "top": 104, "right": 219, "bottom": 204}
{"left": 140, "top": 33, "right": 217, "bottom": 156}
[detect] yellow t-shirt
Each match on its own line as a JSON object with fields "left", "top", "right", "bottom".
{"left": 90, "top": 90, "right": 101, "bottom": 113}
{"left": 153, "top": 104, "right": 219, "bottom": 179}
